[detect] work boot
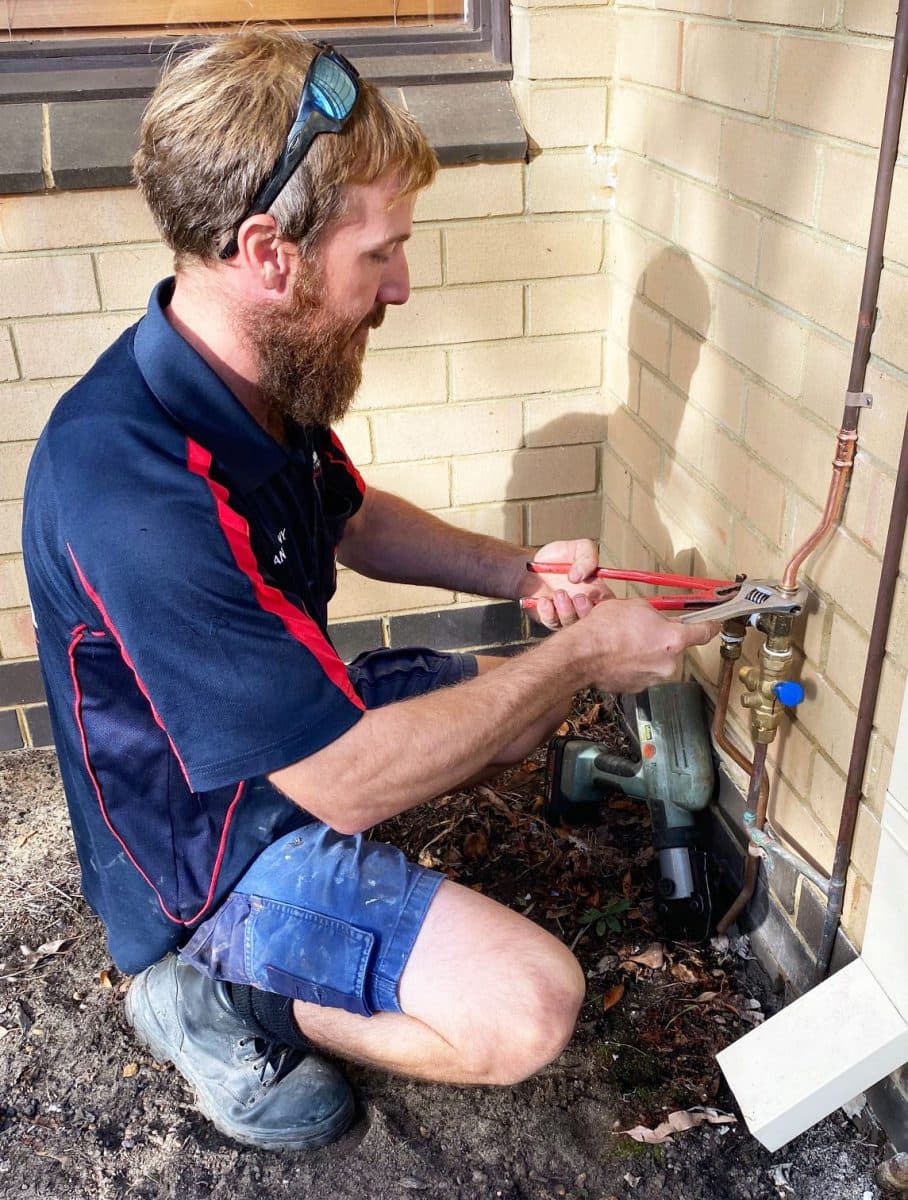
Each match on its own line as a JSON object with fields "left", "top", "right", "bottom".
{"left": 124, "top": 954, "right": 354, "bottom": 1150}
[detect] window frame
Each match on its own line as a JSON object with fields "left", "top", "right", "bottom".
{"left": 0, "top": 0, "right": 512, "bottom": 104}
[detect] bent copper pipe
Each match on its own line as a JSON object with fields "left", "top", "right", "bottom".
{"left": 780, "top": 429, "right": 857, "bottom": 593}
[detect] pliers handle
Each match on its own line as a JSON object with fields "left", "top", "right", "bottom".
{"left": 524, "top": 562, "right": 742, "bottom": 611}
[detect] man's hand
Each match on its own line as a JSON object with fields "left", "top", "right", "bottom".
{"left": 563, "top": 596, "right": 720, "bottom": 695}
{"left": 517, "top": 539, "right": 615, "bottom": 630}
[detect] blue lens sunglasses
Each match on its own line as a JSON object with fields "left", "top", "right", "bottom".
{"left": 219, "top": 42, "right": 360, "bottom": 260}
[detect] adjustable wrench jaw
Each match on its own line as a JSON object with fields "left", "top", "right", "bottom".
{"left": 678, "top": 579, "right": 808, "bottom": 624}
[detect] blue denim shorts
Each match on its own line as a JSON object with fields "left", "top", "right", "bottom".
{"left": 180, "top": 646, "right": 478, "bottom": 1016}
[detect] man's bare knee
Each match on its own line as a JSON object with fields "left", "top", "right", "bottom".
{"left": 467, "top": 952, "right": 586, "bottom": 1086}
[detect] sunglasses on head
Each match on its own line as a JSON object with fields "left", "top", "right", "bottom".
{"left": 219, "top": 42, "right": 360, "bottom": 260}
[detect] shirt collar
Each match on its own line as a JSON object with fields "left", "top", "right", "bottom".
{"left": 133, "top": 277, "right": 289, "bottom": 493}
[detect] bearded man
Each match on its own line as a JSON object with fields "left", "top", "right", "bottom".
{"left": 22, "top": 29, "right": 716, "bottom": 1151}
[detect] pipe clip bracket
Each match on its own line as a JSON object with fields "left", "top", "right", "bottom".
{"left": 845, "top": 390, "right": 873, "bottom": 408}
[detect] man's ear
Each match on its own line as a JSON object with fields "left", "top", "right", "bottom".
{"left": 234, "top": 215, "right": 295, "bottom": 295}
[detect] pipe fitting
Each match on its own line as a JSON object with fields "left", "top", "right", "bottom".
{"left": 719, "top": 618, "right": 748, "bottom": 661}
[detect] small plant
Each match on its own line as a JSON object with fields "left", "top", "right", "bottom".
{"left": 578, "top": 897, "right": 632, "bottom": 936}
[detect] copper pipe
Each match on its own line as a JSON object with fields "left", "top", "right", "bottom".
{"left": 815, "top": 405, "right": 908, "bottom": 979}
{"left": 713, "top": 655, "right": 770, "bottom": 934}
{"left": 716, "top": 738, "right": 770, "bottom": 935}
{"left": 780, "top": 429, "right": 858, "bottom": 592}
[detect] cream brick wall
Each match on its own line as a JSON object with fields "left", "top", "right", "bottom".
{"left": 604, "top": 3, "right": 908, "bottom": 948}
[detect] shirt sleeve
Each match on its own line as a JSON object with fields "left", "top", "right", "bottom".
{"left": 50, "top": 416, "right": 365, "bottom": 792}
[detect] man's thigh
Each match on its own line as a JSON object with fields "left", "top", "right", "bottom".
{"left": 398, "top": 878, "right": 585, "bottom": 1056}
{"left": 346, "top": 645, "right": 478, "bottom": 708}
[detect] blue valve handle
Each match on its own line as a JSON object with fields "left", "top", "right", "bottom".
{"left": 772, "top": 680, "right": 804, "bottom": 707}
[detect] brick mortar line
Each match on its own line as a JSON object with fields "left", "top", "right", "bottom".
{"left": 39, "top": 103, "right": 54, "bottom": 191}
{"left": 647, "top": 11, "right": 892, "bottom": 44}
{"left": 0, "top": 241, "right": 171, "bottom": 262}
{"left": 5, "top": 308, "right": 143, "bottom": 327}
{"left": 5, "top": 323, "right": 23, "bottom": 382}
{"left": 610, "top": 144, "right": 906, "bottom": 263}
{"left": 609, "top": 81, "right": 902, "bottom": 159}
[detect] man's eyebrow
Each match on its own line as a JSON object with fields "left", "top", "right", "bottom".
{"left": 371, "top": 232, "right": 411, "bottom": 249}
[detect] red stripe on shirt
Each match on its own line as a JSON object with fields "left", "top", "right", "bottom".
{"left": 186, "top": 437, "right": 364, "bottom": 711}
{"left": 327, "top": 429, "right": 365, "bottom": 495}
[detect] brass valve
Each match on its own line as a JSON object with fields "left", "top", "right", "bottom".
{"left": 738, "top": 614, "right": 801, "bottom": 744}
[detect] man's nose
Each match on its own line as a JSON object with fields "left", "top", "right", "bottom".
{"left": 377, "top": 249, "right": 410, "bottom": 306}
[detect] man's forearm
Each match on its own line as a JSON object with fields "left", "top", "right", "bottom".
{"left": 337, "top": 487, "right": 528, "bottom": 600}
{"left": 269, "top": 597, "right": 717, "bottom": 834}
{"left": 269, "top": 629, "right": 584, "bottom": 834}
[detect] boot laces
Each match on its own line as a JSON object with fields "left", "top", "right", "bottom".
{"left": 239, "top": 1035, "right": 306, "bottom": 1087}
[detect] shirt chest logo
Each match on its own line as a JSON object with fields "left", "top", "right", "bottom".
{"left": 274, "top": 528, "right": 288, "bottom": 567}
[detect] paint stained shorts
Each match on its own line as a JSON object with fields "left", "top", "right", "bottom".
{"left": 180, "top": 646, "right": 478, "bottom": 1017}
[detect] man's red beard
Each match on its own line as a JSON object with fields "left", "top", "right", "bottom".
{"left": 239, "top": 265, "right": 385, "bottom": 429}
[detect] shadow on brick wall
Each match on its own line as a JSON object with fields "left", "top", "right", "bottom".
{"left": 604, "top": 247, "right": 713, "bottom": 587}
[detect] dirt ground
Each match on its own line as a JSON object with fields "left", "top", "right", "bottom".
{"left": 0, "top": 698, "right": 890, "bottom": 1200}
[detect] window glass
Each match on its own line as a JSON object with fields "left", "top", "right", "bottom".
{"left": 2, "top": 1, "right": 465, "bottom": 38}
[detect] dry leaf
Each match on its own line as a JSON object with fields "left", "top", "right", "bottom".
{"left": 695, "top": 991, "right": 720, "bottom": 1002}
{"left": 99, "top": 969, "right": 113, "bottom": 988}
{"left": 602, "top": 983, "right": 625, "bottom": 1011}
{"left": 475, "top": 786, "right": 519, "bottom": 825}
{"left": 462, "top": 831, "right": 488, "bottom": 861}
{"left": 624, "top": 943, "right": 665, "bottom": 971}
{"left": 620, "top": 1106, "right": 737, "bottom": 1144}
{"left": 417, "top": 850, "right": 440, "bottom": 869}
{"left": 122, "top": 1062, "right": 139, "bottom": 1078}
{"left": 1, "top": 937, "right": 75, "bottom": 980}
{"left": 670, "top": 963, "right": 699, "bottom": 983}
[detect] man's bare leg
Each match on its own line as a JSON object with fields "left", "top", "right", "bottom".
{"left": 292, "top": 879, "right": 584, "bottom": 1084}
{"left": 290, "top": 651, "right": 583, "bottom": 1083}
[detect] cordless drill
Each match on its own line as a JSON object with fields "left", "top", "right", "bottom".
{"left": 544, "top": 681, "right": 716, "bottom": 941}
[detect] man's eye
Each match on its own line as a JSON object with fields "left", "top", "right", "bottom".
{"left": 370, "top": 252, "right": 391, "bottom": 265}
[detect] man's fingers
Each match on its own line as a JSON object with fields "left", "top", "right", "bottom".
{"left": 681, "top": 618, "right": 723, "bottom": 646}
{"left": 572, "top": 592, "right": 595, "bottom": 620}
{"left": 567, "top": 539, "right": 600, "bottom": 583}
{"left": 553, "top": 589, "right": 580, "bottom": 626}
{"left": 532, "top": 595, "right": 559, "bottom": 629}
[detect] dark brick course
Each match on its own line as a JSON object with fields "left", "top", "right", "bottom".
{"left": 0, "top": 709, "right": 23, "bottom": 751}
{"left": 23, "top": 705, "right": 53, "bottom": 749}
{"left": 0, "top": 661, "right": 46, "bottom": 707}
{"left": 328, "top": 618, "right": 384, "bottom": 663}
{"left": 389, "top": 602, "right": 521, "bottom": 652}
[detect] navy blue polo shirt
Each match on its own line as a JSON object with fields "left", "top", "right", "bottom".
{"left": 23, "top": 279, "right": 367, "bottom": 974}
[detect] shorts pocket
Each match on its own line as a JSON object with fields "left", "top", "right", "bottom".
{"left": 245, "top": 895, "right": 376, "bottom": 1017}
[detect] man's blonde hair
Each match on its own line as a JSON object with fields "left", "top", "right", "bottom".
{"left": 134, "top": 27, "right": 438, "bottom": 265}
